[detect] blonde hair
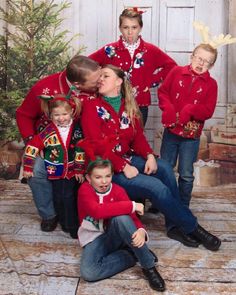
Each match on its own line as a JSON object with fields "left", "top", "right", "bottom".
{"left": 102, "top": 64, "right": 142, "bottom": 125}
{"left": 41, "top": 94, "right": 81, "bottom": 119}
{"left": 119, "top": 8, "right": 143, "bottom": 28}
{"left": 192, "top": 43, "right": 218, "bottom": 65}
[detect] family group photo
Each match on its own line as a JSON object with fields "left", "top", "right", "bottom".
{"left": 0, "top": 0, "right": 236, "bottom": 294}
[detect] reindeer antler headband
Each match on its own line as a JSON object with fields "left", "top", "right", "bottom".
{"left": 38, "top": 85, "right": 77, "bottom": 106}
{"left": 193, "top": 21, "right": 236, "bottom": 48}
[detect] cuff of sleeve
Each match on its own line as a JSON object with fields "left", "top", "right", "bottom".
{"left": 132, "top": 201, "right": 136, "bottom": 213}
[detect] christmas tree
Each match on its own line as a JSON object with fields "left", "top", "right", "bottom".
{"left": 0, "top": 0, "right": 83, "bottom": 141}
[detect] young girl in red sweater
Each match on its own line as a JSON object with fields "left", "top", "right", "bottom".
{"left": 23, "top": 94, "right": 85, "bottom": 238}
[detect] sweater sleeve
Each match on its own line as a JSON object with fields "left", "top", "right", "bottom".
{"left": 150, "top": 45, "right": 177, "bottom": 85}
{"left": 158, "top": 67, "right": 178, "bottom": 126}
{"left": 23, "top": 135, "right": 45, "bottom": 173}
{"left": 16, "top": 86, "right": 42, "bottom": 141}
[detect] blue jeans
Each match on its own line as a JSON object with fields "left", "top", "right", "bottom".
{"left": 80, "top": 215, "right": 156, "bottom": 282}
{"left": 160, "top": 129, "right": 200, "bottom": 207}
{"left": 28, "top": 156, "right": 56, "bottom": 220}
{"left": 112, "top": 156, "right": 198, "bottom": 233}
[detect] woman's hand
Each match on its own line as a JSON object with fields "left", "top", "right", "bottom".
{"left": 132, "top": 229, "right": 146, "bottom": 248}
{"left": 144, "top": 154, "right": 157, "bottom": 175}
{"left": 123, "top": 163, "right": 139, "bottom": 179}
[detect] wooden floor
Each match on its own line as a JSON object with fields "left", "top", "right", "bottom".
{"left": 0, "top": 179, "right": 236, "bottom": 295}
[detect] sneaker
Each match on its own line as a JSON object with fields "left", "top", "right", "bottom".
{"left": 189, "top": 224, "right": 221, "bottom": 251}
{"left": 167, "top": 227, "right": 200, "bottom": 247}
{"left": 41, "top": 216, "right": 58, "bottom": 232}
{"left": 142, "top": 267, "right": 166, "bottom": 292}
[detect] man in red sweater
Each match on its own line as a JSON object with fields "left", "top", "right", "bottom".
{"left": 16, "top": 55, "right": 101, "bottom": 232}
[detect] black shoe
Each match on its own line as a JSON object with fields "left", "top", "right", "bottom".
{"left": 69, "top": 230, "right": 78, "bottom": 239}
{"left": 147, "top": 206, "right": 160, "bottom": 214}
{"left": 167, "top": 227, "right": 200, "bottom": 248}
{"left": 142, "top": 267, "right": 165, "bottom": 292}
{"left": 41, "top": 216, "right": 58, "bottom": 232}
{"left": 149, "top": 249, "right": 158, "bottom": 264}
{"left": 189, "top": 225, "right": 221, "bottom": 251}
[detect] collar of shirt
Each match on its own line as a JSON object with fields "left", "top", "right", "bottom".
{"left": 122, "top": 37, "right": 141, "bottom": 58}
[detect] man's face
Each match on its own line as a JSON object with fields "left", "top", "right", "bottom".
{"left": 78, "top": 69, "right": 101, "bottom": 92}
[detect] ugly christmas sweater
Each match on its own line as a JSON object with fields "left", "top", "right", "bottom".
{"left": 80, "top": 97, "right": 153, "bottom": 173}
{"left": 23, "top": 121, "right": 85, "bottom": 179}
{"left": 158, "top": 65, "right": 218, "bottom": 139}
{"left": 78, "top": 182, "right": 145, "bottom": 247}
{"left": 89, "top": 36, "right": 176, "bottom": 106}
{"left": 16, "top": 70, "right": 96, "bottom": 142}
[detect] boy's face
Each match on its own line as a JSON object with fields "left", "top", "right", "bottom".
{"left": 86, "top": 166, "right": 113, "bottom": 193}
{"left": 191, "top": 48, "right": 215, "bottom": 74}
{"left": 119, "top": 17, "right": 142, "bottom": 44}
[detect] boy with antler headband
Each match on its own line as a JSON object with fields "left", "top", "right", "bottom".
{"left": 22, "top": 92, "right": 85, "bottom": 239}
{"left": 158, "top": 21, "right": 236, "bottom": 224}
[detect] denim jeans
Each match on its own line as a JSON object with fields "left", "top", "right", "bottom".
{"left": 28, "top": 156, "right": 56, "bottom": 220}
{"left": 112, "top": 156, "right": 198, "bottom": 233}
{"left": 160, "top": 129, "right": 200, "bottom": 207}
{"left": 52, "top": 178, "right": 79, "bottom": 232}
{"left": 80, "top": 215, "right": 156, "bottom": 282}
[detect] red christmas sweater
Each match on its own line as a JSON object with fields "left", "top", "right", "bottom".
{"left": 80, "top": 97, "right": 153, "bottom": 173}
{"left": 89, "top": 36, "right": 176, "bottom": 106}
{"left": 16, "top": 70, "right": 96, "bottom": 142}
{"left": 158, "top": 65, "right": 218, "bottom": 139}
{"left": 77, "top": 182, "right": 144, "bottom": 246}
{"left": 23, "top": 122, "right": 85, "bottom": 179}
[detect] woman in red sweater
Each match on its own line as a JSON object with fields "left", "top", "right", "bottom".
{"left": 80, "top": 64, "right": 221, "bottom": 252}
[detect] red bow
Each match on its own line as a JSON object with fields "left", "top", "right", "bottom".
{"left": 128, "top": 7, "right": 145, "bottom": 15}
